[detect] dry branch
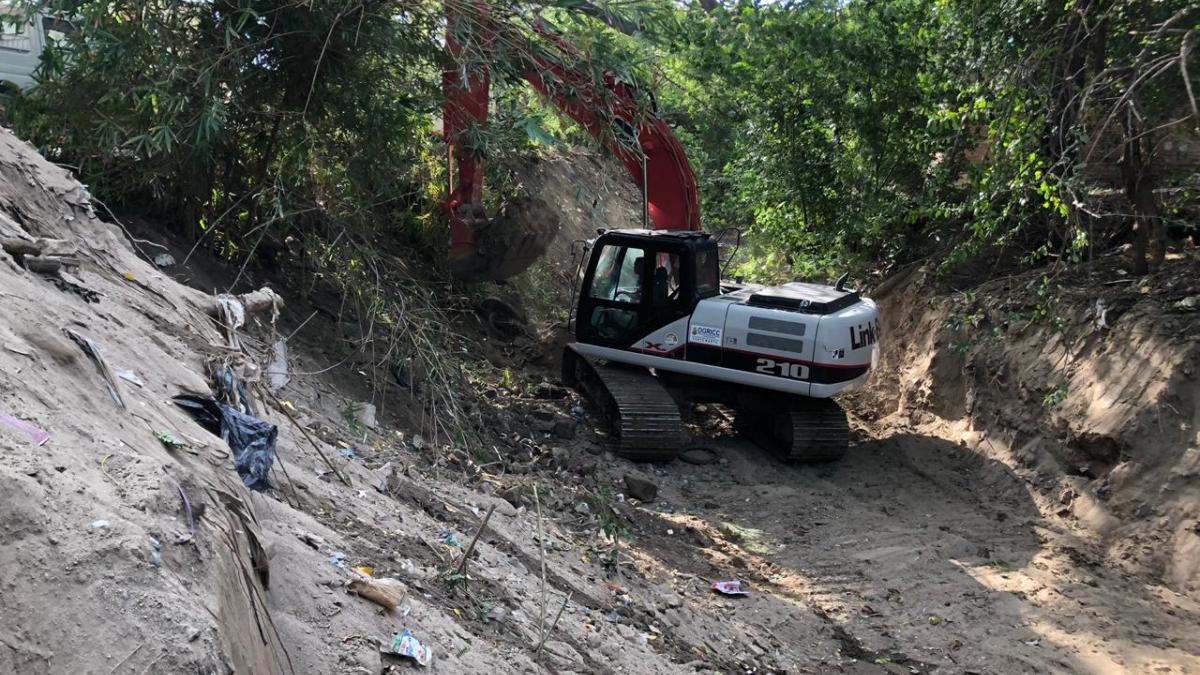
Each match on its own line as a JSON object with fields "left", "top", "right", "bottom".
{"left": 24, "top": 255, "right": 81, "bottom": 274}
{"left": 455, "top": 504, "right": 496, "bottom": 578}
{"left": 535, "top": 592, "right": 573, "bottom": 660}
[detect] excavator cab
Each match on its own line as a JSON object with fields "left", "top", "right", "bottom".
{"left": 575, "top": 230, "right": 719, "bottom": 349}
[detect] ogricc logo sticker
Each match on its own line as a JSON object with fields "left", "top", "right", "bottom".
{"left": 689, "top": 324, "right": 722, "bottom": 346}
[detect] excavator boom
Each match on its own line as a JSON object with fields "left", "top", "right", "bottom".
{"left": 444, "top": 6, "right": 701, "bottom": 281}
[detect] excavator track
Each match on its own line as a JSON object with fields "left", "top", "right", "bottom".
{"left": 775, "top": 397, "right": 849, "bottom": 462}
{"left": 562, "top": 348, "right": 684, "bottom": 462}
{"left": 738, "top": 395, "right": 849, "bottom": 462}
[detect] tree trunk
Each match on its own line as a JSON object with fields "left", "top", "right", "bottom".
{"left": 1047, "top": 0, "right": 1093, "bottom": 163}
{"left": 1121, "top": 103, "right": 1163, "bottom": 275}
{"left": 1044, "top": 0, "right": 1102, "bottom": 250}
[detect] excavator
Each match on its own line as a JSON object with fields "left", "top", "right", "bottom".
{"left": 443, "top": 4, "right": 880, "bottom": 462}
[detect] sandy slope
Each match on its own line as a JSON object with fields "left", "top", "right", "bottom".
{"left": 2, "top": 120, "right": 1198, "bottom": 675}
{"left": 599, "top": 425, "right": 1200, "bottom": 674}
{"left": 0, "top": 125, "right": 846, "bottom": 675}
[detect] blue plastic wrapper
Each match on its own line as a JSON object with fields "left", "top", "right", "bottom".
{"left": 174, "top": 395, "right": 276, "bottom": 491}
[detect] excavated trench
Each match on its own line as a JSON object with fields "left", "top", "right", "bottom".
{"left": 2, "top": 123, "right": 1198, "bottom": 674}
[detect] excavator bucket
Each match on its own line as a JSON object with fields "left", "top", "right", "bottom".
{"left": 447, "top": 196, "right": 560, "bottom": 282}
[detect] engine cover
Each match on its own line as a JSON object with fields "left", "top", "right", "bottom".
{"left": 571, "top": 278, "right": 880, "bottom": 399}
{"left": 684, "top": 281, "right": 880, "bottom": 397}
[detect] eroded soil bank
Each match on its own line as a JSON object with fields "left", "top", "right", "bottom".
{"left": 1, "top": 123, "right": 1198, "bottom": 674}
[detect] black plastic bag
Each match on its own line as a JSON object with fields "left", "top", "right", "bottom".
{"left": 174, "top": 395, "right": 276, "bottom": 491}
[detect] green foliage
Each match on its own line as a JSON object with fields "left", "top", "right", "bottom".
{"left": 653, "top": 0, "right": 1197, "bottom": 279}
{"left": 987, "top": 559, "right": 1014, "bottom": 573}
{"left": 1042, "top": 380, "right": 1069, "bottom": 408}
{"left": 9, "top": 0, "right": 443, "bottom": 251}
{"left": 943, "top": 304, "right": 986, "bottom": 354}
{"left": 3, "top": 0, "right": 1195, "bottom": 290}
{"left": 2, "top": 0, "right": 655, "bottom": 262}
{"left": 155, "top": 430, "right": 188, "bottom": 450}
{"left": 589, "top": 485, "right": 627, "bottom": 542}
{"left": 659, "top": 0, "right": 940, "bottom": 274}
{"left": 340, "top": 401, "right": 367, "bottom": 435}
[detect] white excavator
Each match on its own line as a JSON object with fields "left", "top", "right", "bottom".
{"left": 562, "top": 229, "right": 880, "bottom": 462}
{"left": 6, "top": 1, "right": 881, "bottom": 462}
{"left": 435, "top": 5, "right": 882, "bottom": 462}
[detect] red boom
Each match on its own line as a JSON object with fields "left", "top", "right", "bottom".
{"left": 443, "top": 6, "right": 701, "bottom": 276}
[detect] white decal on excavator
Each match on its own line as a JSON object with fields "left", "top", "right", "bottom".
{"left": 689, "top": 325, "right": 722, "bottom": 346}
{"left": 755, "top": 359, "right": 810, "bottom": 380}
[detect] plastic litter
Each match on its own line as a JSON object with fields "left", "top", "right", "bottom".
{"left": 214, "top": 296, "right": 246, "bottom": 349}
{"left": 266, "top": 340, "right": 290, "bottom": 390}
{"left": 153, "top": 253, "right": 176, "bottom": 268}
{"left": 91, "top": 520, "right": 109, "bottom": 529}
{"left": 712, "top": 580, "right": 750, "bottom": 597}
{"left": 173, "top": 395, "right": 276, "bottom": 491}
{"left": 348, "top": 577, "right": 406, "bottom": 612}
{"left": 439, "top": 531, "right": 462, "bottom": 548}
{"left": 156, "top": 431, "right": 188, "bottom": 450}
{"left": 329, "top": 551, "right": 347, "bottom": 569}
{"left": 338, "top": 447, "right": 357, "bottom": 460}
{"left": 117, "top": 370, "right": 145, "bottom": 387}
{"left": 212, "top": 364, "right": 255, "bottom": 415}
{"left": 0, "top": 413, "right": 50, "bottom": 446}
{"left": 383, "top": 630, "right": 432, "bottom": 667}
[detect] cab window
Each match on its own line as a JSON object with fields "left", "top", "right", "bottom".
{"left": 650, "top": 252, "right": 681, "bottom": 306}
{"left": 0, "top": 17, "right": 32, "bottom": 52}
{"left": 695, "top": 247, "right": 719, "bottom": 295}
{"left": 589, "top": 245, "right": 644, "bottom": 304}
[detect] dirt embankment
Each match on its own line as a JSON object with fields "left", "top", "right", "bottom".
{"left": 858, "top": 258, "right": 1200, "bottom": 594}
{"left": 0, "top": 128, "right": 287, "bottom": 673}
{"left": 517, "top": 147, "right": 644, "bottom": 276}
{"left": 0, "top": 129, "right": 868, "bottom": 675}
{"left": 4, "top": 116, "right": 1200, "bottom": 675}
{"left": 3, "top": 124, "right": 817, "bottom": 675}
